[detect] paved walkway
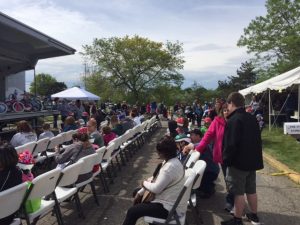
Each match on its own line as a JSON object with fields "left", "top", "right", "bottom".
{"left": 39, "top": 121, "right": 300, "bottom": 225}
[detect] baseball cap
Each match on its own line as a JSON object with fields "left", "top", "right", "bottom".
{"left": 190, "top": 129, "right": 202, "bottom": 137}
{"left": 176, "top": 117, "right": 184, "bottom": 126}
{"left": 175, "top": 134, "right": 191, "bottom": 143}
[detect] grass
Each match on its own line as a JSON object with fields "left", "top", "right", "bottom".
{"left": 262, "top": 127, "right": 300, "bottom": 173}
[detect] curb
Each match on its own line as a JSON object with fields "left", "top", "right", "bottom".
{"left": 263, "top": 152, "right": 300, "bottom": 185}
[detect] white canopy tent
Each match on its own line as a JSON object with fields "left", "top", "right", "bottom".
{"left": 239, "top": 66, "right": 300, "bottom": 130}
{"left": 51, "top": 87, "right": 100, "bottom": 101}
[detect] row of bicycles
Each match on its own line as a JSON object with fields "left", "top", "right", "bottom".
{"left": 0, "top": 91, "right": 53, "bottom": 114}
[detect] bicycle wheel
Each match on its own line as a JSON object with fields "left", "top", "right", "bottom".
{"left": 0, "top": 102, "right": 7, "bottom": 114}
{"left": 21, "top": 100, "right": 33, "bottom": 111}
{"left": 32, "top": 99, "right": 43, "bottom": 111}
{"left": 13, "top": 101, "right": 25, "bottom": 112}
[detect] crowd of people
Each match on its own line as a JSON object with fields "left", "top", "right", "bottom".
{"left": 0, "top": 92, "right": 264, "bottom": 225}
{"left": 122, "top": 92, "right": 264, "bottom": 225}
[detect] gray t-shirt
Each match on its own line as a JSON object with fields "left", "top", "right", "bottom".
{"left": 10, "top": 132, "right": 37, "bottom": 147}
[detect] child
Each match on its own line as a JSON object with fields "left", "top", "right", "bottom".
{"left": 39, "top": 123, "right": 54, "bottom": 140}
{"left": 175, "top": 134, "right": 191, "bottom": 163}
{"left": 102, "top": 126, "right": 117, "bottom": 146}
{"left": 200, "top": 117, "right": 212, "bottom": 134}
{"left": 256, "top": 114, "right": 264, "bottom": 132}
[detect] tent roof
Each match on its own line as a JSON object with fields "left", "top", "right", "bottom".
{"left": 51, "top": 87, "right": 100, "bottom": 100}
{"left": 239, "top": 66, "right": 300, "bottom": 96}
{"left": 0, "top": 12, "right": 76, "bottom": 77}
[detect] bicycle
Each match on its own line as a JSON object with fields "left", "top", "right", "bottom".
{"left": 5, "top": 92, "right": 25, "bottom": 113}
{"left": 20, "top": 91, "right": 43, "bottom": 111}
{"left": 0, "top": 102, "right": 8, "bottom": 114}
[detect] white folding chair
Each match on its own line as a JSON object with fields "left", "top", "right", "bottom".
{"left": 75, "top": 153, "right": 99, "bottom": 206}
{"left": 32, "top": 138, "right": 49, "bottom": 163}
{"left": 101, "top": 142, "right": 116, "bottom": 183}
{"left": 15, "top": 141, "right": 36, "bottom": 154}
{"left": 22, "top": 168, "right": 63, "bottom": 225}
{"left": 110, "top": 136, "right": 125, "bottom": 170}
{"left": 46, "top": 135, "right": 63, "bottom": 158}
{"left": 184, "top": 151, "right": 200, "bottom": 168}
{"left": 187, "top": 160, "right": 207, "bottom": 224}
{"left": 144, "top": 170, "right": 197, "bottom": 225}
{"left": 0, "top": 182, "right": 28, "bottom": 225}
{"left": 93, "top": 147, "right": 109, "bottom": 192}
{"left": 64, "top": 130, "right": 75, "bottom": 143}
{"left": 55, "top": 160, "right": 85, "bottom": 218}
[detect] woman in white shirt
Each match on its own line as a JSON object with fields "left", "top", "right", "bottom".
{"left": 10, "top": 120, "right": 37, "bottom": 147}
{"left": 122, "top": 136, "right": 185, "bottom": 225}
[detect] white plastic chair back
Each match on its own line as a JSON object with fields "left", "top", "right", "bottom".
{"left": 185, "top": 151, "right": 200, "bottom": 168}
{"left": 103, "top": 142, "right": 115, "bottom": 161}
{"left": 141, "top": 121, "right": 148, "bottom": 131}
{"left": 122, "top": 130, "right": 130, "bottom": 142}
{"left": 57, "top": 161, "right": 84, "bottom": 187}
{"left": 32, "top": 138, "right": 50, "bottom": 157}
{"left": 65, "top": 130, "right": 75, "bottom": 143}
{"left": 47, "top": 135, "right": 63, "bottom": 150}
{"left": 191, "top": 160, "right": 207, "bottom": 190}
{"left": 95, "top": 147, "right": 106, "bottom": 165}
{"left": 180, "top": 169, "right": 197, "bottom": 210}
{"left": 0, "top": 182, "right": 28, "bottom": 219}
{"left": 27, "top": 168, "right": 61, "bottom": 200}
{"left": 15, "top": 141, "right": 36, "bottom": 154}
{"left": 78, "top": 153, "right": 98, "bottom": 175}
{"left": 59, "top": 132, "right": 67, "bottom": 143}
{"left": 113, "top": 136, "right": 122, "bottom": 149}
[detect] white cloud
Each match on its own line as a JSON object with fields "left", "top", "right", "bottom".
{"left": 1, "top": 0, "right": 266, "bottom": 89}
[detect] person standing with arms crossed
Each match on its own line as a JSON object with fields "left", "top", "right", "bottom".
{"left": 221, "top": 92, "right": 263, "bottom": 225}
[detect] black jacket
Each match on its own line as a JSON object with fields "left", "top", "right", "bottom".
{"left": 222, "top": 108, "right": 264, "bottom": 171}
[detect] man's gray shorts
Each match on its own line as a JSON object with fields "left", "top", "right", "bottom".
{"left": 225, "top": 166, "right": 256, "bottom": 195}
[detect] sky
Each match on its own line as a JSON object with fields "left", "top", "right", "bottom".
{"left": 1, "top": 0, "right": 267, "bottom": 90}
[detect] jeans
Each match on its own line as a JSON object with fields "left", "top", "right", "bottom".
{"left": 122, "top": 202, "right": 168, "bottom": 225}
{"left": 199, "top": 171, "right": 218, "bottom": 194}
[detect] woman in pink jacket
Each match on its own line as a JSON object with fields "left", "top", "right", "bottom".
{"left": 195, "top": 103, "right": 234, "bottom": 212}
{"left": 195, "top": 104, "right": 228, "bottom": 163}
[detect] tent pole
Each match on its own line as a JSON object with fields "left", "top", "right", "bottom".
{"left": 269, "top": 89, "right": 271, "bottom": 131}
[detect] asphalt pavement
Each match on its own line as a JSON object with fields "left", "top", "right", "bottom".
{"left": 38, "top": 121, "right": 300, "bottom": 225}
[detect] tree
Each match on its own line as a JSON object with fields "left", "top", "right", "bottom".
{"left": 238, "top": 0, "right": 300, "bottom": 78}
{"left": 81, "top": 35, "right": 185, "bottom": 102}
{"left": 217, "top": 61, "right": 257, "bottom": 97}
{"left": 45, "top": 82, "right": 67, "bottom": 96}
{"left": 29, "top": 73, "right": 67, "bottom": 96}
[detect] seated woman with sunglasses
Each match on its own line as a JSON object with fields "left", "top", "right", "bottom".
{"left": 122, "top": 136, "right": 185, "bottom": 225}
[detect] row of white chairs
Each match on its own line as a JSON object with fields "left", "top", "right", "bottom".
{"left": 0, "top": 116, "right": 161, "bottom": 225}
{"left": 15, "top": 130, "right": 77, "bottom": 164}
{"left": 97, "top": 116, "right": 160, "bottom": 191}
{"left": 0, "top": 149, "right": 110, "bottom": 225}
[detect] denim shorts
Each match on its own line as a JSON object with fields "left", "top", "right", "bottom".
{"left": 225, "top": 166, "right": 256, "bottom": 195}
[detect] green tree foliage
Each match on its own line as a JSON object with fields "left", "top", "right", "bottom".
{"left": 217, "top": 61, "right": 257, "bottom": 98}
{"left": 30, "top": 73, "right": 67, "bottom": 96}
{"left": 46, "top": 82, "right": 67, "bottom": 96}
{"left": 238, "top": 0, "right": 300, "bottom": 78}
{"left": 81, "top": 35, "right": 185, "bottom": 102}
